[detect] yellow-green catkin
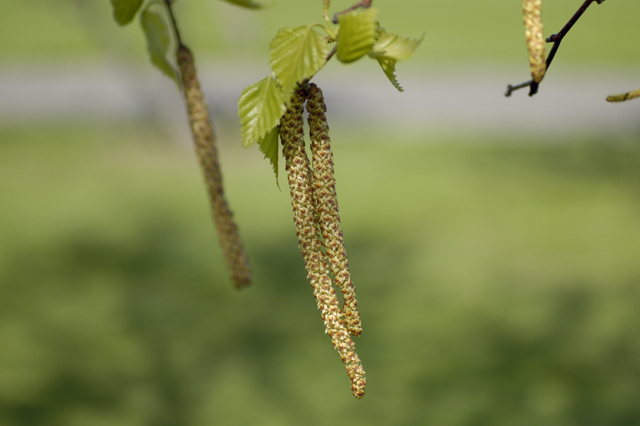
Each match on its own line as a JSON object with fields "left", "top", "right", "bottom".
{"left": 523, "top": 0, "right": 546, "bottom": 84}
{"left": 606, "top": 88, "right": 640, "bottom": 103}
{"left": 177, "top": 44, "right": 251, "bottom": 289}
{"left": 281, "top": 87, "right": 366, "bottom": 399}
{"left": 307, "top": 83, "right": 362, "bottom": 337}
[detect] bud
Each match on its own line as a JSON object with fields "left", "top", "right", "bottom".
{"left": 177, "top": 44, "right": 251, "bottom": 289}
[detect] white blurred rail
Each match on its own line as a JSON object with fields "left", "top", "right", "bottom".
{"left": 1, "top": 62, "right": 638, "bottom": 138}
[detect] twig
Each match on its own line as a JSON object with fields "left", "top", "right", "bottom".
{"left": 505, "top": 0, "right": 606, "bottom": 97}
{"left": 326, "top": 44, "right": 337, "bottom": 62}
{"left": 606, "top": 88, "right": 640, "bottom": 103}
{"left": 163, "top": 0, "right": 182, "bottom": 46}
{"left": 332, "top": 0, "right": 372, "bottom": 24}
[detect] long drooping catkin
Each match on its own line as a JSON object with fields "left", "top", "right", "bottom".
{"left": 523, "top": 0, "right": 546, "bottom": 83}
{"left": 607, "top": 88, "right": 640, "bottom": 103}
{"left": 177, "top": 44, "right": 251, "bottom": 289}
{"left": 281, "top": 87, "right": 366, "bottom": 399}
{"left": 306, "top": 83, "right": 362, "bottom": 337}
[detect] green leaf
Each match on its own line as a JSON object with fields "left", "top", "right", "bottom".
{"left": 336, "top": 8, "right": 378, "bottom": 63}
{"left": 111, "top": 0, "right": 144, "bottom": 26}
{"left": 238, "top": 75, "right": 286, "bottom": 148}
{"left": 375, "top": 57, "right": 403, "bottom": 92}
{"left": 140, "top": 8, "right": 177, "bottom": 82}
{"left": 269, "top": 26, "right": 328, "bottom": 102}
{"left": 258, "top": 126, "right": 281, "bottom": 186}
{"left": 219, "top": 0, "right": 265, "bottom": 9}
{"left": 369, "top": 30, "right": 422, "bottom": 61}
{"left": 368, "top": 29, "right": 422, "bottom": 92}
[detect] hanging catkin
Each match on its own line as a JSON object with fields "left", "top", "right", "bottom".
{"left": 307, "top": 83, "right": 362, "bottom": 337}
{"left": 606, "top": 88, "right": 640, "bottom": 103}
{"left": 523, "top": 0, "right": 546, "bottom": 84}
{"left": 177, "top": 44, "right": 251, "bottom": 289}
{"left": 281, "top": 87, "right": 366, "bottom": 399}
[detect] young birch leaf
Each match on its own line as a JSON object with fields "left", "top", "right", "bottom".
{"left": 369, "top": 31, "right": 423, "bottom": 61}
{"left": 220, "top": 0, "right": 265, "bottom": 9}
{"left": 375, "top": 57, "right": 403, "bottom": 91}
{"left": 238, "top": 75, "right": 286, "bottom": 147}
{"left": 258, "top": 126, "right": 281, "bottom": 185}
{"left": 111, "top": 0, "right": 144, "bottom": 26}
{"left": 140, "top": 9, "right": 177, "bottom": 81}
{"left": 368, "top": 30, "right": 422, "bottom": 92}
{"left": 336, "top": 8, "right": 378, "bottom": 63}
{"left": 269, "top": 26, "right": 328, "bottom": 102}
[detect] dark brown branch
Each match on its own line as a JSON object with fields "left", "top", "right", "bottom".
{"left": 163, "top": 0, "right": 182, "bottom": 46}
{"left": 332, "top": 0, "right": 372, "bottom": 24}
{"left": 505, "top": 0, "right": 606, "bottom": 97}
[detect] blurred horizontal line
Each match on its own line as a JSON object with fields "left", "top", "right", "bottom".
{"left": 0, "top": 62, "right": 639, "bottom": 137}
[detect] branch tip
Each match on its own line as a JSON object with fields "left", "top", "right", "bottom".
{"left": 508, "top": 0, "right": 606, "bottom": 98}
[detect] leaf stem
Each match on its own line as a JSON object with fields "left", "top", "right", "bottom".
{"left": 323, "top": 0, "right": 331, "bottom": 25}
{"left": 311, "top": 22, "right": 335, "bottom": 39}
{"left": 505, "top": 0, "right": 606, "bottom": 97}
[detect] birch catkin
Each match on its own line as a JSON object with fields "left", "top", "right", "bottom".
{"left": 177, "top": 44, "right": 251, "bottom": 289}
{"left": 307, "top": 83, "right": 362, "bottom": 337}
{"left": 606, "top": 88, "right": 640, "bottom": 103}
{"left": 281, "top": 87, "right": 366, "bottom": 399}
{"left": 523, "top": 0, "right": 546, "bottom": 83}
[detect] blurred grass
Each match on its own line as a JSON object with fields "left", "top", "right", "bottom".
{"left": 1, "top": 123, "right": 640, "bottom": 425}
{"left": 1, "top": 0, "right": 639, "bottom": 67}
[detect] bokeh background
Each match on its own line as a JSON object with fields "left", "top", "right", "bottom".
{"left": 2, "top": 1, "right": 640, "bottom": 425}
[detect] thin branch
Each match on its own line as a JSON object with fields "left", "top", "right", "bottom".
{"left": 163, "top": 0, "right": 182, "bottom": 47}
{"left": 326, "top": 44, "right": 337, "bottom": 62}
{"left": 332, "top": 0, "right": 372, "bottom": 24}
{"left": 505, "top": 0, "right": 606, "bottom": 97}
{"left": 607, "top": 88, "right": 640, "bottom": 103}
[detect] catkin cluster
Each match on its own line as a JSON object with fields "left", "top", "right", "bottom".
{"left": 177, "top": 44, "right": 251, "bottom": 289}
{"left": 280, "top": 85, "right": 366, "bottom": 399}
{"left": 307, "top": 83, "right": 362, "bottom": 337}
{"left": 523, "top": 0, "right": 547, "bottom": 83}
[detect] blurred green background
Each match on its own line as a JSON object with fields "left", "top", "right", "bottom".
{"left": 2, "top": 1, "right": 640, "bottom": 425}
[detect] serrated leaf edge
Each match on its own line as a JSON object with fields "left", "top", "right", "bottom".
{"left": 268, "top": 25, "right": 329, "bottom": 103}
{"left": 368, "top": 31, "right": 423, "bottom": 62}
{"left": 374, "top": 57, "right": 403, "bottom": 92}
{"left": 238, "top": 75, "right": 286, "bottom": 147}
{"left": 258, "top": 126, "right": 281, "bottom": 187}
